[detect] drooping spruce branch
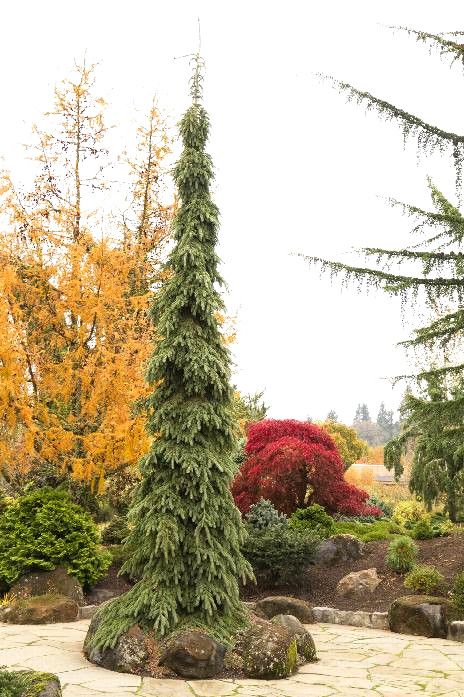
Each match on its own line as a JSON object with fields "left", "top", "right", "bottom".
{"left": 319, "top": 75, "right": 464, "bottom": 189}
{"left": 387, "top": 26, "right": 464, "bottom": 68}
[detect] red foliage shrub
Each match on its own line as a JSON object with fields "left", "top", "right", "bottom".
{"left": 232, "top": 419, "right": 382, "bottom": 517}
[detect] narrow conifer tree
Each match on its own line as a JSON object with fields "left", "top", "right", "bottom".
{"left": 303, "top": 29, "right": 464, "bottom": 515}
{"left": 89, "top": 57, "right": 253, "bottom": 650}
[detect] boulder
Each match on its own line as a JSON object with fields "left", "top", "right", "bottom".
{"left": 336, "top": 568, "right": 381, "bottom": 598}
{"left": 240, "top": 621, "right": 297, "bottom": 679}
{"left": 389, "top": 595, "right": 454, "bottom": 638}
{"left": 84, "top": 610, "right": 153, "bottom": 674}
{"left": 255, "top": 596, "right": 313, "bottom": 623}
{"left": 448, "top": 621, "right": 464, "bottom": 643}
{"left": 36, "top": 676, "right": 62, "bottom": 697}
{"left": 313, "top": 534, "right": 364, "bottom": 567}
{"left": 0, "top": 595, "right": 79, "bottom": 624}
{"left": 159, "top": 630, "right": 226, "bottom": 679}
{"left": 271, "top": 614, "right": 317, "bottom": 662}
{"left": 10, "top": 567, "right": 84, "bottom": 605}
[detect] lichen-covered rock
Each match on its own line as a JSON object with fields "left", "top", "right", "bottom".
{"left": 0, "top": 594, "right": 79, "bottom": 624}
{"left": 271, "top": 614, "right": 317, "bottom": 662}
{"left": 240, "top": 621, "right": 298, "bottom": 679}
{"left": 10, "top": 567, "right": 84, "bottom": 605}
{"left": 37, "top": 675, "right": 62, "bottom": 697}
{"left": 313, "top": 534, "right": 364, "bottom": 567}
{"left": 389, "top": 595, "right": 453, "bottom": 638}
{"left": 159, "top": 630, "right": 226, "bottom": 678}
{"left": 255, "top": 596, "right": 313, "bottom": 623}
{"left": 84, "top": 610, "right": 152, "bottom": 674}
{"left": 336, "top": 568, "right": 381, "bottom": 598}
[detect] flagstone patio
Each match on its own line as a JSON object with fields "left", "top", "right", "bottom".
{"left": 0, "top": 619, "right": 463, "bottom": 696}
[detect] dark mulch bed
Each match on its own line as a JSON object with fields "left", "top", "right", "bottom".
{"left": 243, "top": 534, "right": 464, "bottom": 613}
{"left": 87, "top": 535, "right": 464, "bottom": 613}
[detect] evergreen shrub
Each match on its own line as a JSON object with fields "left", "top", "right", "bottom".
{"left": 451, "top": 572, "right": 464, "bottom": 615}
{"left": 392, "top": 501, "right": 425, "bottom": 528}
{"left": 101, "top": 514, "right": 130, "bottom": 545}
{"left": 242, "top": 525, "right": 320, "bottom": 586}
{"left": 403, "top": 564, "right": 444, "bottom": 594}
{"left": 244, "top": 499, "right": 288, "bottom": 530}
{"left": 0, "top": 488, "right": 111, "bottom": 588}
{"left": 386, "top": 536, "right": 418, "bottom": 573}
{"left": 0, "top": 669, "right": 59, "bottom": 697}
{"left": 289, "top": 504, "right": 335, "bottom": 537}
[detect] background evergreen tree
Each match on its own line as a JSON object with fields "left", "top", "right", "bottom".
{"left": 304, "top": 29, "right": 464, "bottom": 501}
{"left": 377, "top": 402, "right": 398, "bottom": 442}
{"left": 88, "top": 57, "right": 253, "bottom": 651}
{"left": 354, "top": 403, "right": 371, "bottom": 423}
{"left": 385, "top": 377, "right": 464, "bottom": 521}
{"left": 326, "top": 409, "right": 339, "bottom": 421}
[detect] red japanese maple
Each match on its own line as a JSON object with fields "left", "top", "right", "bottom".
{"left": 232, "top": 419, "right": 382, "bottom": 517}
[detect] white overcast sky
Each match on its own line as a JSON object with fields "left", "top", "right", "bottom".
{"left": 1, "top": 0, "right": 463, "bottom": 424}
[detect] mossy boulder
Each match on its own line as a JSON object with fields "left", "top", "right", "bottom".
{"left": 255, "top": 596, "right": 313, "bottom": 623}
{"left": 271, "top": 614, "right": 317, "bottom": 663}
{"left": 239, "top": 620, "right": 298, "bottom": 679}
{"left": 0, "top": 669, "right": 61, "bottom": 696}
{"left": 0, "top": 594, "right": 79, "bottom": 624}
{"left": 84, "top": 609, "right": 152, "bottom": 674}
{"left": 10, "top": 567, "right": 84, "bottom": 606}
{"left": 389, "top": 595, "right": 457, "bottom": 638}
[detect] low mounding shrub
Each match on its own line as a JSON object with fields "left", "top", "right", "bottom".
{"left": 0, "top": 669, "right": 58, "bottom": 697}
{"left": 404, "top": 564, "right": 444, "bottom": 594}
{"left": 101, "top": 514, "right": 130, "bottom": 545}
{"left": 385, "top": 536, "right": 418, "bottom": 573}
{"left": 0, "top": 488, "right": 111, "bottom": 588}
{"left": 332, "top": 519, "right": 404, "bottom": 542}
{"left": 392, "top": 500, "right": 425, "bottom": 529}
{"left": 411, "top": 517, "right": 434, "bottom": 540}
{"left": 242, "top": 525, "right": 320, "bottom": 586}
{"left": 244, "top": 499, "right": 288, "bottom": 530}
{"left": 289, "top": 504, "right": 335, "bottom": 538}
{"left": 451, "top": 572, "right": 464, "bottom": 615}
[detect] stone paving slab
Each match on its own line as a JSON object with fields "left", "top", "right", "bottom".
{"left": 1, "top": 619, "right": 464, "bottom": 695}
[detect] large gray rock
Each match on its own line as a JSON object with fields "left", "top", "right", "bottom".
{"left": 255, "top": 596, "right": 313, "bottom": 623}
{"left": 271, "top": 614, "right": 317, "bottom": 662}
{"left": 336, "top": 568, "right": 381, "bottom": 598}
{"left": 313, "top": 534, "right": 364, "bottom": 567}
{"left": 84, "top": 612, "right": 151, "bottom": 674}
{"left": 159, "top": 630, "right": 226, "bottom": 678}
{"left": 448, "top": 621, "right": 464, "bottom": 643}
{"left": 389, "top": 595, "right": 454, "bottom": 638}
{"left": 0, "top": 595, "right": 79, "bottom": 624}
{"left": 10, "top": 567, "right": 84, "bottom": 605}
{"left": 240, "top": 620, "right": 297, "bottom": 679}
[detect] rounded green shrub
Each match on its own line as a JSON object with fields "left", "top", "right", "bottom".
{"left": 245, "top": 499, "right": 288, "bottom": 531}
{"left": 0, "top": 487, "right": 111, "bottom": 588}
{"left": 392, "top": 500, "right": 425, "bottom": 529}
{"left": 404, "top": 564, "right": 444, "bottom": 594}
{"left": 242, "top": 525, "right": 320, "bottom": 586}
{"left": 101, "top": 514, "right": 130, "bottom": 545}
{"left": 450, "top": 572, "right": 464, "bottom": 615}
{"left": 411, "top": 517, "right": 434, "bottom": 540}
{"left": 385, "top": 536, "right": 418, "bottom": 573}
{"left": 289, "top": 504, "right": 335, "bottom": 537}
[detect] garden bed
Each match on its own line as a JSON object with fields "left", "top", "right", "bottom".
{"left": 244, "top": 534, "right": 464, "bottom": 613}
